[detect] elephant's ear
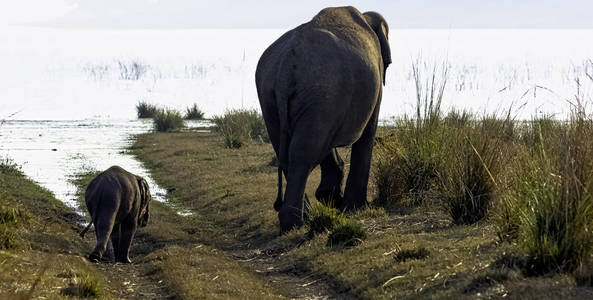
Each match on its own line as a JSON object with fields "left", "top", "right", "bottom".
{"left": 363, "top": 11, "right": 392, "bottom": 85}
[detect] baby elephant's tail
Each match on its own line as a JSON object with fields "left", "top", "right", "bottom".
{"left": 79, "top": 222, "right": 92, "bottom": 238}
{"left": 80, "top": 211, "right": 97, "bottom": 238}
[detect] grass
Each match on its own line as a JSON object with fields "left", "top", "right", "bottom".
{"left": 136, "top": 101, "right": 158, "bottom": 119}
{"left": 326, "top": 218, "right": 367, "bottom": 248}
{"left": 61, "top": 271, "right": 102, "bottom": 298}
{"left": 212, "top": 109, "right": 269, "bottom": 148}
{"left": 0, "top": 205, "right": 31, "bottom": 225}
{"left": 306, "top": 202, "right": 345, "bottom": 236}
{"left": 185, "top": 103, "right": 205, "bottom": 120}
{"left": 373, "top": 61, "right": 508, "bottom": 226}
{"left": 306, "top": 202, "right": 367, "bottom": 247}
{"left": 496, "top": 107, "right": 593, "bottom": 274}
{"left": 394, "top": 247, "right": 430, "bottom": 262}
{"left": 153, "top": 108, "right": 185, "bottom": 132}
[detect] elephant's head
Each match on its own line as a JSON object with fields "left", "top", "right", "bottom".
{"left": 137, "top": 177, "right": 151, "bottom": 227}
{"left": 363, "top": 11, "right": 391, "bottom": 84}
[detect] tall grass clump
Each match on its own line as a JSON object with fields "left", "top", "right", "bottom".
{"left": 185, "top": 103, "right": 205, "bottom": 120}
{"left": 153, "top": 108, "right": 185, "bottom": 132}
{"left": 212, "top": 109, "right": 269, "bottom": 148}
{"left": 439, "top": 114, "right": 514, "bottom": 225}
{"left": 499, "top": 104, "right": 593, "bottom": 273}
{"left": 374, "top": 59, "right": 513, "bottom": 225}
{"left": 373, "top": 60, "right": 449, "bottom": 207}
{"left": 136, "top": 101, "right": 158, "bottom": 119}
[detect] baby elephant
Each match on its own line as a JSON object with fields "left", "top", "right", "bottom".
{"left": 80, "top": 166, "right": 151, "bottom": 263}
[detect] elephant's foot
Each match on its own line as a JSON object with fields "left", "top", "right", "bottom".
{"left": 278, "top": 207, "right": 304, "bottom": 234}
{"left": 116, "top": 256, "right": 132, "bottom": 264}
{"left": 88, "top": 252, "right": 102, "bottom": 263}
{"left": 315, "top": 187, "right": 343, "bottom": 208}
{"left": 273, "top": 194, "right": 283, "bottom": 212}
{"left": 339, "top": 195, "right": 368, "bottom": 212}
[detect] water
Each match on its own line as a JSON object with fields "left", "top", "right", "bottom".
{"left": 0, "top": 118, "right": 208, "bottom": 215}
{"left": 1, "top": 27, "right": 592, "bottom": 120}
{"left": 1, "top": 26, "right": 592, "bottom": 212}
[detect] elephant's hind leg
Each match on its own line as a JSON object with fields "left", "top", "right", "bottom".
{"left": 280, "top": 163, "right": 313, "bottom": 233}
{"left": 109, "top": 223, "right": 121, "bottom": 260}
{"left": 90, "top": 210, "right": 117, "bottom": 262}
{"left": 116, "top": 216, "right": 137, "bottom": 263}
{"left": 342, "top": 106, "right": 380, "bottom": 211}
{"left": 315, "top": 148, "right": 344, "bottom": 207}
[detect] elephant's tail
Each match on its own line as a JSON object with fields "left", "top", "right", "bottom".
{"left": 79, "top": 221, "right": 93, "bottom": 238}
{"left": 80, "top": 183, "right": 101, "bottom": 238}
{"left": 274, "top": 45, "right": 296, "bottom": 211}
{"left": 274, "top": 167, "right": 283, "bottom": 211}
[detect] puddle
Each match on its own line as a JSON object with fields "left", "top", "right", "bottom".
{"left": 0, "top": 118, "right": 210, "bottom": 217}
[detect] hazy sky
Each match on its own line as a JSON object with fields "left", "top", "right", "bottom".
{"left": 3, "top": 0, "right": 593, "bottom": 28}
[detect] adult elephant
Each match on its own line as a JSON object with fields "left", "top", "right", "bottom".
{"left": 256, "top": 6, "right": 391, "bottom": 232}
{"left": 80, "top": 166, "right": 151, "bottom": 263}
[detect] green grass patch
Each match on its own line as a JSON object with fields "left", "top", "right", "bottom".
{"left": 394, "top": 247, "right": 430, "bottom": 262}
{"left": 0, "top": 205, "right": 31, "bottom": 225}
{"left": 0, "top": 226, "right": 22, "bottom": 250}
{"left": 0, "top": 158, "right": 22, "bottom": 176}
{"left": 306, "top": 202, "right": 346, "bottom": 236}
{"left": 327, "top": 218, "right": 367, "bottom": 248}
{"left": 153, "top": 108, "right": 185, "bottom": 132}
{"left": 212, "top": 109, "right": 268, "bottom": 148}
{"left": 62, "top": 271, "right": 102, "bottom": 298}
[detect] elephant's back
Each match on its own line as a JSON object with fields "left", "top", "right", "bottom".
{"left": 85, "top": 166, "right": 136, "bottom": 206}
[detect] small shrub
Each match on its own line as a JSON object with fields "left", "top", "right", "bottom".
{"left": 136, "top": 101, "right": 158, "bottom": 119}
{"left": 153, "top": 109, "right": 185, "bottom": 132}
{"left": 62, "top": 272, "right": 101, "bottom": 298}
{"left": 212, "top": 109, "right": 269, "bottom": 148}
{"left": 185, "top": 103, "right": 205, "bottom": 120}
{"left": 0, "top": 226, "right": 21, "bottom": 249}
{"left": 77, "top": 273, "right": 101, "bottom": 298}
{"left": 0, "top": 205, "right": 31, "bottom": 225}
{"left": 0, "top": 158, "right": 22, "bottom": 176}
{"left": 394, "top": 247, "right": 430, "bottom": 262}
{"left": 306, "top": 202, "right": 345, "bottom": 237}
{"left": 327, "top": 219, "right": 366, "bottom": 247}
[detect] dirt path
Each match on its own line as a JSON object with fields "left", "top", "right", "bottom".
{"left": 90, "top": 233, "right": 175, "bottom": 299}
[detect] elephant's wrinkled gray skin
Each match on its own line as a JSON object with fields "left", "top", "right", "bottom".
{"left": 256, "top": 6, "right": 391, "bottom": 232}
{"left": 80, "top": 166, "right": 151, "bottom": 263}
